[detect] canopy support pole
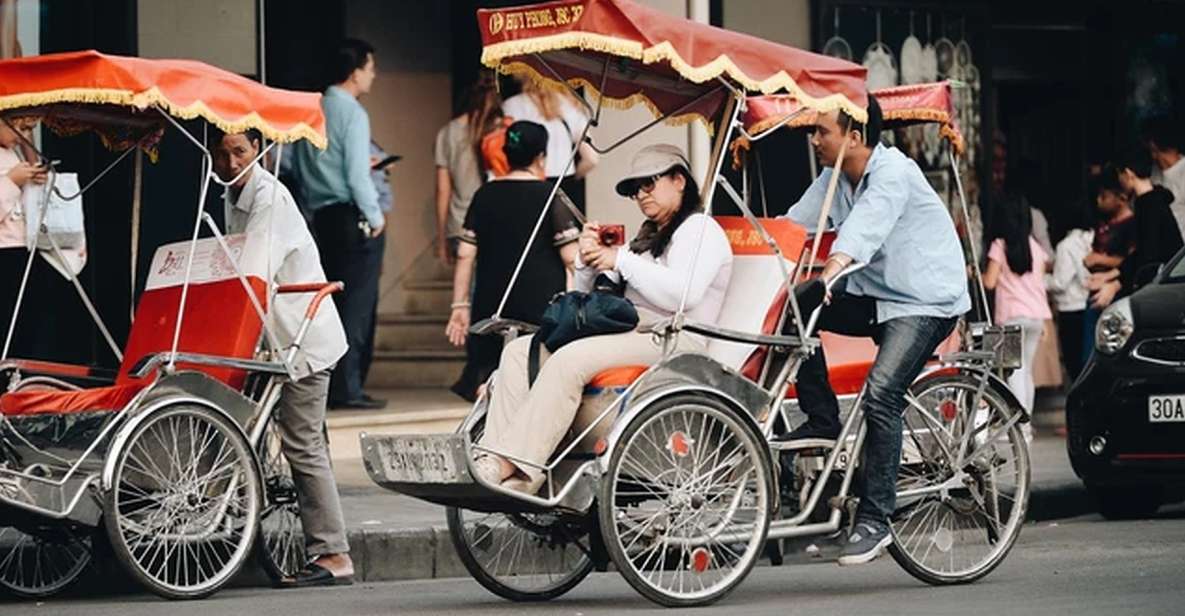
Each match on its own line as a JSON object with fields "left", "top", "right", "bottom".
{"left": 585, "top": 86, "right": 727, "bottom": 155}
{"left": 492, "top": 59, "right": 606, "bottom": 320}
{"left": 675, "top": 89, "right": 742, "bottom": 317}
{"left": 154, "top": 106, "right": 282, "bottom": 373}
{"left": 2, "top": 167, "right": 55, "bottom": 362}
{"left": 43, "top": 229, "right": 123, "bottom": 362}
{"left": 949, "top": 149, "right": 991, "bottom": 326}
{"left": 805, "top": 135, "right": 847, "bottom": 273}
{"left": 130, "top": 148, "right": 142, "bottom": 324}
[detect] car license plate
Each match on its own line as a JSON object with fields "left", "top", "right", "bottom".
{"left": 1148, "top": 395, "right": 1185, "bottom": 423}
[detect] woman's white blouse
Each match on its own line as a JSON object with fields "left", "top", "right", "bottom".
{"left": 575, "top": 213, "right": 732, "bottom": 324}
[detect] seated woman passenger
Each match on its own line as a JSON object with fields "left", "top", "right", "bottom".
{"left": 472, "top": 144, "right": 733, "bottom": 493}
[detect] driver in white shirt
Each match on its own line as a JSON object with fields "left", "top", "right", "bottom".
{"left": 213, "top": 128, "right": 354, "bottom": 588}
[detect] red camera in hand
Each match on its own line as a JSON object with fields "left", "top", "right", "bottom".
{"left": 598, "top": 224, "right": 626, "bottom": 247}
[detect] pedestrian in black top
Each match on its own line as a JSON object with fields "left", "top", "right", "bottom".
{"left": 445, "top": 121, "right": 579, "bottom": 400}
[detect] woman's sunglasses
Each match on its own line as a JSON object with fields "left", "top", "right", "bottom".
{"left": 627, "top": 173, "right": 665, "bottom": 198}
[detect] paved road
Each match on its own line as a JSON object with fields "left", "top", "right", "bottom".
{"left": 11, "top": 505, "right": 1184, "bottom": 615}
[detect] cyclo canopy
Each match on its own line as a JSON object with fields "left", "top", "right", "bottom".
{"left": 479, "top": 0, "right": 869, "bottom": 127}
{"left": 0, "top": 49, "right": 327, "bottom": 158}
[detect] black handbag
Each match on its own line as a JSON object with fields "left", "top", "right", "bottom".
{"left": 526, "top": 275, "right": 639, "bottom": 384}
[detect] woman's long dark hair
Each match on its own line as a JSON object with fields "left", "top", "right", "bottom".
{"left": 991, "top": 190, "right": 1034, "bottom": 275}
{"left": 628, "top": 166, "right": 702, "bottom": 258}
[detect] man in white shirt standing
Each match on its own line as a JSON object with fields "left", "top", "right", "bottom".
{"left": 213, "top": 128, "right": 354, "bottom": 588}
{"left": 1143, "top": 114, "right": 1185, "bottom": 240}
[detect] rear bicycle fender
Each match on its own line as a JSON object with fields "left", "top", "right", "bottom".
{"left": 598, "top": 353, "right": 773, "bottom": 473}
{"left": 101, "top": 393, "right": 262, "bottom": 492}
{"left": 913, "top": 363, "right": 1030, "bottom": 424}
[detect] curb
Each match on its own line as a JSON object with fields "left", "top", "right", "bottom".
{"left": 340, "top": 482, "right": 1095, "bottom": 585}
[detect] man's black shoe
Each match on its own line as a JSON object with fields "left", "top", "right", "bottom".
{"left": 330, "top": 397, "right": 386, "bottom": 410}
{"left": 773, "top": 422, "right": 840, "bottom": 442}
{"left": 360, "top": 393, "right": 388, "bottom": 406}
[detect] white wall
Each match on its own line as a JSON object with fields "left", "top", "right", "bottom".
{"left": 138, "top": 0, "right": 256, "bottom": 75}
{"left": 721, "top": 0, "right": 810, "bottom": 49}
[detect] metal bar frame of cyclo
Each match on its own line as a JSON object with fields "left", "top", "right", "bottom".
{"left": 472, "top": 72, "right": 826, "bottom": 505}
{"left": 491, "top": 55, "right": 729, "bottom": 317}
{"left": 0, "top": 115, "right": 150, "bottom": 364}
{"left": 152, "top": 106, "right": 296, "bottom": 378}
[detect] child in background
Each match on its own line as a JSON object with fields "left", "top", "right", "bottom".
{"left": 1046, "top": 211, "right": 1094, "bottom": 383}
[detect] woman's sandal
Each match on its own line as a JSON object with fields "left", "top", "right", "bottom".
{"left": 277, "top": 562, "right": 355, "bottom": 589}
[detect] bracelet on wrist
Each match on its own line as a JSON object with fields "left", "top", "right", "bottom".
{"left": 450, "top": 301, "right": 470, "bottom": 309}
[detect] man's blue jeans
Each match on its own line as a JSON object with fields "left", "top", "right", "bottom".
{"left": 794, "top": 293, "right": 958, "bottom": 527}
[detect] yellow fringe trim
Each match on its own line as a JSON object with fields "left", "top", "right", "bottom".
{"left": 743, "top": 108, "right": 965, "bottom": 155}
{"left": 497, "top": 60, "right": 716, "bottom": 134}
{"left": 482, "top": 31, "right": 868, "bottom": 123}
{"left": 0, "top": 87, "right": 327, "bottom": 149}
{"left": 745, "top": 111, "right": 816, "bottom": 138}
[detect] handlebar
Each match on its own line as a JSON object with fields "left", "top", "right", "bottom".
{"left": 276, "top": 281, "right": 345, "bottom": 320}
{"left": 796, "top": 262, "right": 867, "bottom": 337}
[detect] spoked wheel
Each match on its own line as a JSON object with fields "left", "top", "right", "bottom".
{"left": 890, "top": 374, "right": 1030, "bottom": 585}
{"left": 0, "top": 525, "right": 92, "bottom": 598}
{"left": 447, "top": 506, "right": 594, "bottom": 601}
{"left": 599, "top": 393, "right": 772, "bottom": 608}
{"left": 447, "top": 408, "right": 593, "bottom": 602}
{"left": 103, "top": 403, "right": 262, "bottom": 600}
{"left": 255, "top": 415, "right": 306, "bottom": 582}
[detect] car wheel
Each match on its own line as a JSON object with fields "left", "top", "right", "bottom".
{"left": 1089, "top": 484, "right": 1162, "bottom": 520}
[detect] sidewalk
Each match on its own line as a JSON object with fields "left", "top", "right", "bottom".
{"left": 324, "top": 389, "right": 1087, "bottom": 583}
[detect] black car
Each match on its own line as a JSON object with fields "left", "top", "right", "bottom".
{"left": 1067, "top": 248, "right": 1185, "bottom": 519}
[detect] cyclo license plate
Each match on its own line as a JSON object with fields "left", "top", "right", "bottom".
{"left": 375, "top": 435, "right": 466, "bottom": 483}
{"left": 1148, "top": 394, "right": 1185, "bottom": 423}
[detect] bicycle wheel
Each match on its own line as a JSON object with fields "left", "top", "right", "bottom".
{"left": 599, "top": 393, "right": 771, "bottom": 608}
{"left": 0, "top": 525, "right": 91, "bottom": 598}
{"left": 103, "top": 403, "right": 262, "bottom": 600}
{"left": 0, "top": 380, "right": 92, "bottom": 598}
{"left": 889, "top": 374, "right": 1030, "bottom": 585}
{"left": 447, "top": 506, "right": 594, "bottom": 601}
{"left": 255, "top": 414, "right": 307, "bottom": 582}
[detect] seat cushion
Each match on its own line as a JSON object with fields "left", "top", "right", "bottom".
{"left": 584, "top": 365, "right": 648, "bottom": 393}
{"left": 0, "top": 383, "right": 146, "bottom": 416}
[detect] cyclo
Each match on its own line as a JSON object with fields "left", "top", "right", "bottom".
{"left": 0, "top": 50, "right": 335, "bottom": 599}
{"left": 362, "top": 0, "right": 1030, "bottom": 608}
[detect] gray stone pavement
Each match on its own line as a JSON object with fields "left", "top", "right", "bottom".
{"left": 20, "top": 504, "right": 1185, "bottom": 614}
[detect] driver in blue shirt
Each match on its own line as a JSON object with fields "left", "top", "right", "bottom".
{"left": 781, "top": 94, "right": 970, "bottom": 566}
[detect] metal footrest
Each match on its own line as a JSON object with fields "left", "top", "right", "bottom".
{"left": 360, "top": 433, "right": 575, "bottom": 514}
{"left": 770, "top": 437, "right": 837, "bottom": 453}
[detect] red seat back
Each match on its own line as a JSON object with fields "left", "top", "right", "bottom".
{"left": 118, "top": 236, "right": 267, "bottom": 389}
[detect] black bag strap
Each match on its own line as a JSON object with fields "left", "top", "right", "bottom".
{"left": 527, "top": 332, "right": 543, "bottom": 387}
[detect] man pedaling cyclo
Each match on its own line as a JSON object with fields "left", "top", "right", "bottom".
{"left": 778, "top": 95, "right": 971, "bottom": 566}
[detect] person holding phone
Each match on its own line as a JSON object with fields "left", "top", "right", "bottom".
{"left": 0, "top": 120, "right": 50, "bottom": 358}
{"left": 469, "top": 144, "right": 733, "bottom": 494}
{"left": 445, "top": 121, "right": 580, "bottom": 400}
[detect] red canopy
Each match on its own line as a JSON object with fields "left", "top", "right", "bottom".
{"left": 742, "top": 81, "right": 964, "bottom": 154}
{"left": 0, "top": 50, "right": 327, "bottom": 155}
{"left": 479, "top": 0, "right": 868, "bottom": 129}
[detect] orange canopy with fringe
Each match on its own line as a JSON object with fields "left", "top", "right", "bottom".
{"left": 742, "top": 81, "right": 964, "bottom": 154}
{"left": 0, "top": 50, "right": 327, "bottom": 156}
{"left": 479, "top": 0, "right": 868, "bottom": 129}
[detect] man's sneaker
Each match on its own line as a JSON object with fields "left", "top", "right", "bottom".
{"left": 837, "top": 521, "right": 892, "bottom": 566}
{"left": 773, "top": 421, "right": 840, "bottom": 442}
